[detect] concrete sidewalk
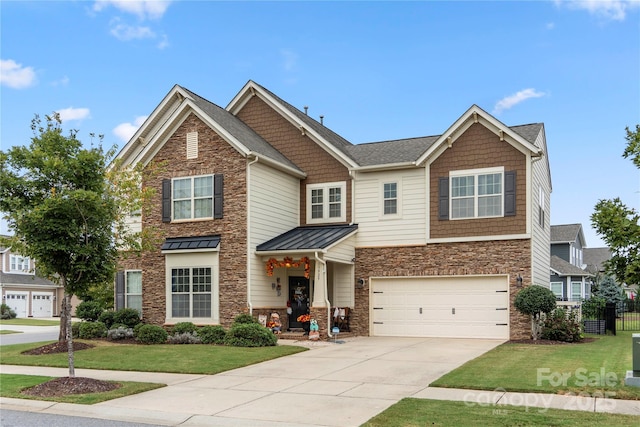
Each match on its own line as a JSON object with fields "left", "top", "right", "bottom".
{"left": 2, "top": 337, "right": 640, "bottom": 426}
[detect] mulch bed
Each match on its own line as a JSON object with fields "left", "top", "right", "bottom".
{"left": 21, "top": 376, "right": 120, "bottom": 397}
{"left": 21, "top": 340, "right": 95, "bottom": 355}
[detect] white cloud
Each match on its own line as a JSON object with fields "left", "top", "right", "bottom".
{"left": 51, "top": 76, "right": 70, "bottom": 87}
{"left": 555, "top": 0, "right": 640, "bottom": 21}
{"left": 110, "top": 20, "right": 155, "bottom": 40}
{"left": 493, "top": 89, "right": 546, "bottom": 114}
{"left": 157, "top": 34, "right": 170, "bottom": 50}
{"left": 93, "top": 0, "right": 172, "bottom": 20}
{"left": 113, "top": 116, "right": 147, "bottom": 142}
{"left": 0, "top": 59, "right": 37, "bottom": 89}
{"left": 56, "top": 107, "right": 91, "bottom": 122}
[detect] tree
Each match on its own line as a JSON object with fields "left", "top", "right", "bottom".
{"left": 593, "top": 275, "right": 626, "bottom": 316}
{"left": 592, "top": 125, "right": 640, "bottom": 287}
{"left": 514, "top": 285, "right": 557, "bottom": 340}
{"left": 0, "top": 114, "right": 151, "bottom": 377}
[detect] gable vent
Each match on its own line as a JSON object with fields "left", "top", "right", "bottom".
{"left": 186, "top": 131, "right": 198, "bottom": 159}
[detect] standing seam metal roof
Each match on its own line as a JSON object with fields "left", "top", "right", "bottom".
{"left": 256, "top": 224, "right": 358, "bottom": 252}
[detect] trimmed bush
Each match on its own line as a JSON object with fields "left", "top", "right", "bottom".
{"left": 72, "top": 321, "right": 81, "bottom": 338}
{"left": 0, "top": 303, "right": 16, "bottom": 319}
{"left": 98, "top": 310, "right": 116, "bottom": 329}
{"left": 107, "top": 326, "right": 134, "bottom": 340}
{"left": 75, "top": 300, "right": 105, "bottom": 322}
{"left": 233, "top": 313, "right": 258, "bottom": 325}
{"left": 514, "top": 285, "right": 557, "bottom": 340}
{"left": 78, "top": 321, "right": 108, "bottom": 339}
{"left": 168, "top": 332, "right": 202, "bottom": 344}
{"left": 133, "top": 322, "right": 145, "bottom": 338}
{"left": 199, "top": 325, "right": 227, "bottom": 344}
{"left": 113, "top": 308, "right": 141, "bottom": 328}
{"left": 542, "top": 307, "right": 583, "bottom": 342}
{"left": 581, "top": 296, "right": 606, "bottom": 320}
{"left": 136, "top": 324, "right": 168, "bottom": 344}
{"left": 172, "top": 322, "right": 198, "bottom": 336}
{"left": 224, "top": 323, "right": 277, "bottom": 347}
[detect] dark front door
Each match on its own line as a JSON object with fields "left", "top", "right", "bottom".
{"left": 289, "top": 276, "right": 309, "bottom": 329}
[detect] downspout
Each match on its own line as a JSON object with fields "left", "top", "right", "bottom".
{"left": 315, "top": 251, "right": 333, "bottom": 338}
{"left": 246, "top": 155, "right": 260, "bottom": 315}
{"left": 349, "top": 170, "right": 356, "bottom": 225}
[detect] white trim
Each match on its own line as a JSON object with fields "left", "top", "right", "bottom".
{"left": 449, "top": 167, "right": 505, "bottom": 220}
{"left": 550, "top": 282, "right": 563, "bottom": 299}
{"left": 380, "top": 180, "right": 401, "bottom": 219}
{"left": 171, "top": 174, "right": 214, "bottom": 221}
{"left": 306, "top": 181, "right": 347, "bottom": 224}
{"left": 427, "top": 234, "right": 530, "bottom": 244}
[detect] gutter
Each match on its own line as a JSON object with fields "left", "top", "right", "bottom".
{"left": 315, "top": 251, "right": 333, "bottom": 339}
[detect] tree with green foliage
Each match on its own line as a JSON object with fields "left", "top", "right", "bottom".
{"left": 592, "top": 125, "right": 640, "bottom": 288}
{"left": 514, "top": 285, "right": 557, "bottom": 340}
{"left": 593, "top": 275, "right": 626, "bottom": 315}
{"left": 0, "top": 113, "right": 153, "bottom": 377}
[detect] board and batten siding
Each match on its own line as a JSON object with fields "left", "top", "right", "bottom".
{"left": 248, "top": 161, "right": 300, "bottom": 307}
{"left": 530, "top": 129, "right": 551, "bottom": 287}
{"left": 331, "top": 262, "right": 354, "bottom": 307}
{"left": 354, "top": 169, "right": 426, "bottom": 247}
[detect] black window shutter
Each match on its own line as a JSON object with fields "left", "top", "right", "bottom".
{"left": 214, "top": 174, "right": 223, "bottom": 219}
{"left": 162, "top": 179, "right": 171, "bottom": 223}
{"left": 504, "top": 171, "right": 516, "bottom": 216}
{"left": 438, "top": 177, "right": 449, "bottom": 220}
{"left": 115, "top": 271, "right": 125, "bottom": 310}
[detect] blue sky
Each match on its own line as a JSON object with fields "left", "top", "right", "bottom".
{"left": 1, "top": 0, "right": 639, "bottom": 248}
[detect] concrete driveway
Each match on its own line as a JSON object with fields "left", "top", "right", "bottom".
{"left": 62, "top": 336, "right": 502, "bottom": 426}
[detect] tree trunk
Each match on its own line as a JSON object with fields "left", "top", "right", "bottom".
{"left": 58, "top": 297, "right": 67, "bottom": 342}
{"left": 63, "top": 292, "right": 75, "bottom": 377}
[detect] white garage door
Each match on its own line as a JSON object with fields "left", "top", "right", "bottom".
{"left": 32, "top": 293, "right": 53, "bottom": 318}
{"left": 371, "top": 276, "right": 509, "bottom": 339}
{"left": 5, "top": 293, "right": 28, "bottom": 318}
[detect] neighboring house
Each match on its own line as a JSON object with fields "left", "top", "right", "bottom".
{"left": 584, "top": 247, "right": 637, "bottom": 299}
{"left": 114, "top": 81, "right": 551, "bottom": 340}
{"left": 0, "top": 239, "right": 64, "bottom": 318}
{"left": 549, "top": 224, "right": 593, "bottom": 302}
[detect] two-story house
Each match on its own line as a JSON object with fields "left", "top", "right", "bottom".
{"left": 0, "top": 239, "right": 63, "bottom": 318}
{"left": 549, "top": 224, "right": 593, "bottom": 303}
{"left": 114, "top": 81, "right": 551, "bottom": 340}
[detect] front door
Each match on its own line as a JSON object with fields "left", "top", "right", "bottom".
{"left": 289, "top": 276, "right": 309, "bottom": 329}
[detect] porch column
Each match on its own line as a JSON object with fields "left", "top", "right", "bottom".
{"left": 311, "top": 254, "right": 328, "bottom": 308}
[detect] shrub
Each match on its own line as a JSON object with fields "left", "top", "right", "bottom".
{"left": 542, "top": 307, "right": 583, "bottom": 342}
{"left": 514, "top": 285, "right": 557, "bottom": 340}
{"left": 75, "top": 300, "right": 105, "bottom": 322}
{"left": 78, "top": 321, "right": 108, "bottom": 339}
{"left": 168, "top": 332, "right": 202, "bottom": 344}
{"left": 136, "top": 324, "right": 168, "bottom": 344}
{"left": 0, "top": 303, "right": 16, "bottom": 319}
{"left": 107, "top": 326, "right": 134, "bottom": 340}
{"left": 233, "top": 313, "right": 258, "bottom": 325}
{"left": 72, "top": 321, "right": 81, "bottom": 338}
{"left": 198, "top": 325, "right": 227, "bottom": 344}
{"left": 133, "top": 322, "right": 145, "bottom": 338}
{"left": 113, "top": 308, "right": 141, "bottom": 328}
{"left": 98, "top": 310, "right": 116, "bottom": 329}
{"left": 172, "top": 322, "right": 198, "bottom": 336}
{"left": 581, "top": 296, "right": 606, "bottom": 320}
{"left": 224, "top": 323, "right": 277, "bottom": 347}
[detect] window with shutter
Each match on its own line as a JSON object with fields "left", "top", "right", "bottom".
{"left": 162, "top": 174, "right": 223, "bottom": 221}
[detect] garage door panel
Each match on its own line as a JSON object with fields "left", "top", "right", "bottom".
{"left": 371, "top": 276, "right": 509, "bottom": 339}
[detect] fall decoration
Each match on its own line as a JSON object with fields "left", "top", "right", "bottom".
{"left": 266, "top": 256, "right": 311, "bottom": 279}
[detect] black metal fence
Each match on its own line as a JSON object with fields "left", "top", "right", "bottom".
{"left": 618, "top": 299, "right": 640, "bottom": 331}
{"left": 584, "top": 300, "right": 640, "bottom": 335}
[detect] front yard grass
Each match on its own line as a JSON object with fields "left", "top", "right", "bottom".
{"left": 0, "top": 339, "right": 307, "bottom": 374}
{"left": 361, "top": 398, "right": 640, "bottom": 427}
{"left": 0, "top": 318, "right": 61, "bottom": 326}
{"left": 431, "top": 331, "right": 640, "bottom": 400}
{"left": 0, "top": 373, "right": 164, "bottom": 404}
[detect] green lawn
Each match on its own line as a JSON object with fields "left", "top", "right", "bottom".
{"left": 0, "top": 373, "right": 164, "bottom": 404}
{"left": 362, "top": 398, "right": 640, "bottom": 427}
{"left": 0, "top": 330, "right": 20, "bottom": 335}
{"left": 0, "top": 318, "right": 61, "bottom": 326}
{"left": 431, "top": 331, "right": 640, "bottom": 400}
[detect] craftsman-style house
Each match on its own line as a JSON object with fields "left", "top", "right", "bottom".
{"left": 549, "top": 224, "right": 593, "bottom": 302}
{"left": 114, "top": 81, "right": 551, "bottom": 340}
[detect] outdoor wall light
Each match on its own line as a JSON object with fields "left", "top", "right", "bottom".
{"left": 516, "top": 274, "right": 523, "bottom": 286}
{"left": 356, "top": 278, "right": 366, "bottom": 289}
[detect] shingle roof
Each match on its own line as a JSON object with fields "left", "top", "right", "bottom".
{"left": 0, "top": 272, "right": 58, "bottom": 286}
{"left": 161, "top": 235, "right": 221, "bottom": 251}
{"left": 179, "top": 86, "right": 302, "bottom": 173}
{"left": 256, "top": 224, "right": 358, "bottom": 252}
{"left": 346, "top": 136, "right": 440, "bottom": 166}
{"left": 510, "top": 123, "right": 544, "bottom": 147}
{"left": 583, "top": 247, "right": 611, "bottom": 273}
{"left": 550, "top": 224, "right": 583, "bottom": 244}
{"left": 550, "top": 255, "right": 592, "bottom": 277}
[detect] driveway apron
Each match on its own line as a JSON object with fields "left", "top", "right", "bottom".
{"left": 98, "top": 337, "right": 503, "bottom": 426}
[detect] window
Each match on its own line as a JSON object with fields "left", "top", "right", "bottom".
{"left": 570, "top": 282, "right": 582, "bottom": 302}
{"left": 450, "top": 168, "right": 504, "bottom": 219}
{"left": 126, "top": 271, "right": 142, "bottom": 314}
{"left": 173, "top": 175, "right": 213, "bottom": 220}
{"left": 171, "top": 267, "right": 212, "bottom": 318}
{"left": 550, "top": 282, "right": 563, "bottom": 300}
{"left": 538, "top": 186, "right": 545, "bottom": 227}
{"left": 10, "top": 255, "right": 30, "bottom": 273}
{"left": 383, "top": 182, "right": 397, "bottom": 215}
{"left": 306, "top": 182, "right": 346, "bottom": 223}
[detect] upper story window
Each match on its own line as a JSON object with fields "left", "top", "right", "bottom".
{"left": 439, "top": 167, "right": 515, "bottom": 221}
{"left": 450, "top": 167, "right": 504, "bottom": 219}
{"left": 10, "top": 255, "right": 31, "bottom": 273}
{"left": 307, "top": 181, "right": 346, "bottom": 224}
{"left": 383, "top": 182, "right": 398, "bottom": 215}
{"left": 162, "top": 174, "right": 223, "bottom": 222}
